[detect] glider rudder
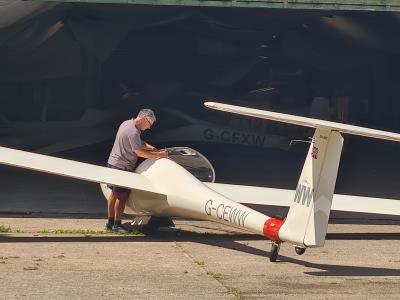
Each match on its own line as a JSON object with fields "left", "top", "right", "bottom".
{"left": 278, "top": 128, "right": 343, "bottom": 247}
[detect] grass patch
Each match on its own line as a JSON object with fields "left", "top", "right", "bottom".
{"left": 38, "top": 229, "right": 141, "bottom": 235}
{"left": 173, "top": 242, "right": 183, "bottom": 249}
{"left": 206, "top": 271, "right": 221, "bottom": 279}
{"left": 194, "top": 260, "right": 205, "bottom": 267}
{"left": 1, "top": 227, "right": 142, "bottom": 235}
{"left": 227, "top": 287, "right": 241, "bottom": 300}
{"left": 0, "top": 225, "right": 11, "bottom": 233}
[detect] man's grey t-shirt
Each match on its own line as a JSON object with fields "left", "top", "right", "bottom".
{"left": 108, "top": 120, "right": 143, "bottom": 171}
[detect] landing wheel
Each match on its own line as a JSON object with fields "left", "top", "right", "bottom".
{"left": 294, "top": 246, "right": 306, "bottom": 255}
{"left": 269, "top": 242, "right": 281, "bottom": 262}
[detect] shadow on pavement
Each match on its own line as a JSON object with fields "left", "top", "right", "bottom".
{"left": 1, "top": 228, "right": 399, "bottom": 277}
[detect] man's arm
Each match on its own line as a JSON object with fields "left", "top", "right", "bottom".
{"left": 135, "top": 149, "right": 168, "bottom": 159}
{"left": 142, "top": 141, "right": 157, "bottom": 151}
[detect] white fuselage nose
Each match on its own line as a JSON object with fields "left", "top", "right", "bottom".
{"left": 101, "top": 158, "right": 272, "bottom": 235}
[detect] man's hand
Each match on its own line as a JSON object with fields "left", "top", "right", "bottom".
{"left": 158, "top": 150, "right": 168, "bottom": 158}
{"left": 135, "top": 149, "right": 168, "bottom": 159}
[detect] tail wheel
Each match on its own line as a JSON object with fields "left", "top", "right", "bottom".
{"left": 294, "top": 246, "right": 306, "bottom": 255}
{"left": 269, "top": 242, "right": 281, "bottom": 262}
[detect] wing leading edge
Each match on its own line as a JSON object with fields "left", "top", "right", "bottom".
{"left": 0, "top": 146, "right": 164, "bottom": 196}
{"left": 204, "top": 102, "right": 400, "bottom": 142}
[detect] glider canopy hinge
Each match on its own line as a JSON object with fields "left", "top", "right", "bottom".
{"left": 263, "top": 217, "right": 284, "bottom": 242}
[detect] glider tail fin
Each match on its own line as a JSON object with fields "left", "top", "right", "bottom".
{"left": 279, "top": 128, "right": 343, "bottom": 247}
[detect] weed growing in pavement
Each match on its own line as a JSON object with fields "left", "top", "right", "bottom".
{"left": 227, "top": 287, "right": 241, "bottom": 300}
{"left": 206, "top": 271, "right": 221, "bottom": 279}
{"left": 0, "top": 225, "right": 11, "bottom": 233}
{"left": 38, "top": 229, "right": 141, "bottom": 235}
{"left": 194, "top": 260, "right": 205, "bottom": 266}
{"left": 173, "top": 242, "right": 183, "bottom": 249}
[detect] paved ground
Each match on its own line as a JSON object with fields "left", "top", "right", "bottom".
{"left": 0, "top": 218, "right": 399, "bottom": 299}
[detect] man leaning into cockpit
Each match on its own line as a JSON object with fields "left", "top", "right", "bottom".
{"left": 106, "top": 109, "right": 168, "bottom": 233}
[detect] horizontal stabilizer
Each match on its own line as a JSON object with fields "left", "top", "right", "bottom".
{"left": 205, "top": 102, "right": 400, "bottom": 142}
{"left": 0, "top": 146, "right": 164, "bottom": 196}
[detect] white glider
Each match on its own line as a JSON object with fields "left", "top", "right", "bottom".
{"left": 0, "top": 102, "right": 399, "bottom": 262}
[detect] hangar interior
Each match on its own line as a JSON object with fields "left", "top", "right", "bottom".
{"left": 1, "top": 3, "right": 400, "bottom": 199}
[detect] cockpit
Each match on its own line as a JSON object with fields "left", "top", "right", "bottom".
{"left": 166, "top": 147, "right": 215, "bottom": 183}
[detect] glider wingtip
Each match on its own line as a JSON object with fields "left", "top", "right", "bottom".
{"left": 204, "top": 101, "right": 214, "bottom": 108}
{"left": 204, "top": 101, "right": 224, "bottom": 109}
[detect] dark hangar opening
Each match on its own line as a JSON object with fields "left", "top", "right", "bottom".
{"left": 1, "top": 4, "right": 400, "bottom": 198}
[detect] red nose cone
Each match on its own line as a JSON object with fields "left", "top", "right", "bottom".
{"left": 263, "top": 218, "right": 284, "bottom": 242}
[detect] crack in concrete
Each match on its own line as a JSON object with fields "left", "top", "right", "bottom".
{"left": 171, "top": 241, "right": 241, "bottom": 299}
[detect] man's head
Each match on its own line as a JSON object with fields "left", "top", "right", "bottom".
{"left": 135, "top": 109, "right": 156, "bottom": 131}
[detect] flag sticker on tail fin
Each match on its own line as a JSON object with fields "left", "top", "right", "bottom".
{"left": 311, "top": 146, "right": 319, "bottom": 159}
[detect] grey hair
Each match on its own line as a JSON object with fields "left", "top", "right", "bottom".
{"left": 137, "top": 109, "right": 156, "bottom": 122}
